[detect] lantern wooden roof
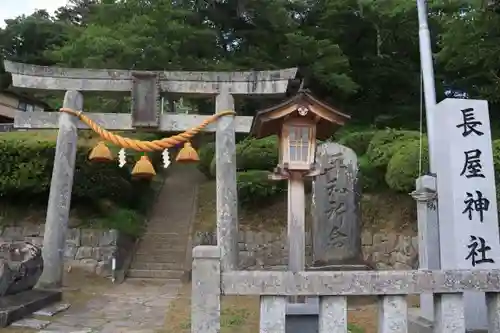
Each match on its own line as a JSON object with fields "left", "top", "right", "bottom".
{"left": 250, "top": 90, "right": 350, "bottom": 140}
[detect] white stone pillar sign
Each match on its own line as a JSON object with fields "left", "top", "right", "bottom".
{"left": 435, "top": 98, "right": 500, "bottom": 330}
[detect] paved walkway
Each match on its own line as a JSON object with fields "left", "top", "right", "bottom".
{"left": 38, "top": 279, "right": 182, "bottom": 332}
{"left": 8, "top": 166, "right": 205, "bottom": 333}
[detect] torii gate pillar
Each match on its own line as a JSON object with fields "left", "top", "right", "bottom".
{"left": 39, "top": 91, "right": 82, "bottom": 289}
{"left": 215, "top": 89, "right": 238, "bottom": 271}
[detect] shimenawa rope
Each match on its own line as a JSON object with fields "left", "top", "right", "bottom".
{"left": 59, "top": 108, "right": 236, "bottom": 152}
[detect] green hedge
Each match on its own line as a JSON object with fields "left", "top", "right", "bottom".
{"left": 385, "top": 138, "right": 429, "bottom": 192}
{"left": 236, "top": 136, "right": 279, "bottom": 171}
{"left": 198, "top": 127, "right": 493, "bottom": 201}
{"left": 205, "top": 136, "right": 279, "bottom": 178}
{"left": 237, "top": 170, "right": 286, "bottom": 206}
{"left": 359, "top": 155, "right": 386, "bottom": 192}
{"left": 198, "top": 137, "right": 282, "bottom": 206}
{"left": 366, "top": 129, "right": 420, "bottom": 168}
{"left": 0, "top": 131, "right": 162, "bottom": 210}
{"left": 197, "top": 142, "right": 215, "bottom": 179}
{"left": 337, "top": 131, "right": 376, "bottom": 156}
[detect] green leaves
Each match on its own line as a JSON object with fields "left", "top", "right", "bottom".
{"left": 436, "top": 3, "right": 500, "bottom": 103}
{"left": 1, "top": 0, "right": 500, "bottom": 129}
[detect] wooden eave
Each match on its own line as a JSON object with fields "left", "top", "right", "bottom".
{"left": 250, "top": 90, "right": 350, "bottom": 140}
{"left": 2, "top": 89, "right": 51, "bottom": 109}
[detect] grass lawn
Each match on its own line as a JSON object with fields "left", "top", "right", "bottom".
{"left": 162, "top": 284, "right": 260, "bottom": 333}
{"left": 162, "top": 285, "right": 421, "bottom": 333}
{"left": 162, "top": 283, "right": 419, "bottom": 333}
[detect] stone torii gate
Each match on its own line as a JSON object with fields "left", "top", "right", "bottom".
{"left": 3, "top": 60, "right": 297, "bottom": 289}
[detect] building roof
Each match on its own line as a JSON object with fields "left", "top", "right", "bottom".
{"left": 1, "top": 89, "right": 51, "bottom": 110}
{"left": 250, "top": 90, "right": 350, "bottom": 140}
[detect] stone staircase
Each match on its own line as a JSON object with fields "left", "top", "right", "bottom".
{"left": 127, "top": 163, "right": 205, "bottom": 281}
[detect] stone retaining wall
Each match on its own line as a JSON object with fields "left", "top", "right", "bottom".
{"left": 0, "top": 225, "right": 118, "bottom": 277}
{"left": 194, "top": 229, "right": 418, "bottom": 270}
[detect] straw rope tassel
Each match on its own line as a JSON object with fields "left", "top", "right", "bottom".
{"left": 131, "top": 154, "right": 156, "bottom": 179}
{"left": 176, "top": 142, "right": 200, "bottom": 162}
{"left": 89, "top": 141, "right": 113, "bottom": 162}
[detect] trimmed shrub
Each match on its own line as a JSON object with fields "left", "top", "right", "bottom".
{"left": 337, "top": 130, "right": 376, "bottom": 156}
{"left": 358, "top": 155, "right": 386, "bottom": 192}
{"left": 366, "top": 129, "right": 420, "bottom": 168}
{"left": 0, "top": 130, "right": 162, "bottom": 208}
{"left": 209, "top": 136, "right": 279, "bottom": 177}
{"left": 236, "top": 136, "right": 279, "bottom": 171}
{"left": 197, "top": 142, "right": 215, "bottom": 179}
{"left": 237, "top": 170, "right": 286, "bottom": 206}
{"left": 332, "top": 125, "right": 375, "bottom": 141}
{"left": 385, "top": 138, "right": 429, "bottom": 192}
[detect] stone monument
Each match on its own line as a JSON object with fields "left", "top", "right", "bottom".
{"left": 0, "top": 242, "right": 44, "bottom": 296}
{"left": 285, "top": 142, "right": 368, "bottom": 333}
{"left": 0, "top": 242, "right": 60, "bottom": 327}
{"left": 311, "top": 142, "right": 368, "bottom": 270}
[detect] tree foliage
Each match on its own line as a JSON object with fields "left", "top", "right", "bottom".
{"left": 0, "top": 0, "right": 498, "bottom": 129}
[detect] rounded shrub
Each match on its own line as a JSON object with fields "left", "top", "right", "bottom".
{"left": 332, "top": 125, "right": 374, "bottom": 141}
{"left": 236, "top": 136, "right": 279, "bottom": 171}
{"left": 237, "top": 170, "right": 286, "bottom": 207}
{"left": 385, "top": 138, "right": 429, "bottom": 192}
{"left": 366, "top": 129, "right": 421, "bottom": 168}
{"left": 358, "top": 155, "right": 386, "bottom": 192}
{"left": 209, "top": 136, "right": 279, "bottom": 177}
{"left": 197, "top": 142, "right": 215, "bottom": 179}
{"left": 337, "top": 130, "right": 376, "bottom": 156}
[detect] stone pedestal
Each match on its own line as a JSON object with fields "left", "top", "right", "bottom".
{"left": 0, "top": 289, "right": 62, "bottom": 327}
{"left": 286, "top": 297, "right": 319, "bottom": 333}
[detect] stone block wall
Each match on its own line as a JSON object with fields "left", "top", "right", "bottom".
{"left": 361, "top": 231, "right": 418, "bottom": 270}
{"left": 194, "top": 228, "right": 418, "bottom": 270}
{"left": 0, "top": 225, "right": 118, "bottom": 277}
{"left": 194, "top": 230, "right": 313, "bottom": 270}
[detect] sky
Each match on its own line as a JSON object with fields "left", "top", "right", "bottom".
{"left": 0, "top": 0, "right": 68, "bottom": 27}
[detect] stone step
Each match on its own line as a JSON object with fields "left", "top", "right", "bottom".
{"left": 130, "top": 262, "right": 183, "bottom": 271}
{"left": 138, "top": 245, "right": 186, "bottom": 253}
{"left": 33, "top": 303, "right": 71, "bottom": 317}
{"left": 135, "top": 248, "right": 185, "bottom": 256}
{"left": 127, "top": 269, "right": 184, "bottom": 279}
{"left": 133, "top": 253, "right": 184, "bottom": 263}
{"left": 144, "top": 230, "right": 189, "bottom": 236}
{"left": 142, "top": 228, "right": 188, "bottom": 239}
{"left": 147, "top": 216, "right": 191, "bottom": 222}
{"left": 125, "top": 277, "right": 182, "bottom": 285}
{"left": 145, "top": 228, "right": 190, "bottom": 234}
{"left": 140, "top": 235, "right": 187, "bottom": 245}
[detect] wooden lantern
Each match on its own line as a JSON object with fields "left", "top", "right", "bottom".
{"left": 250, "top": 90, "right": 350, "bottom": 177}
{"left": 280, "top": 116, "right": 316, "bottom": 171}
